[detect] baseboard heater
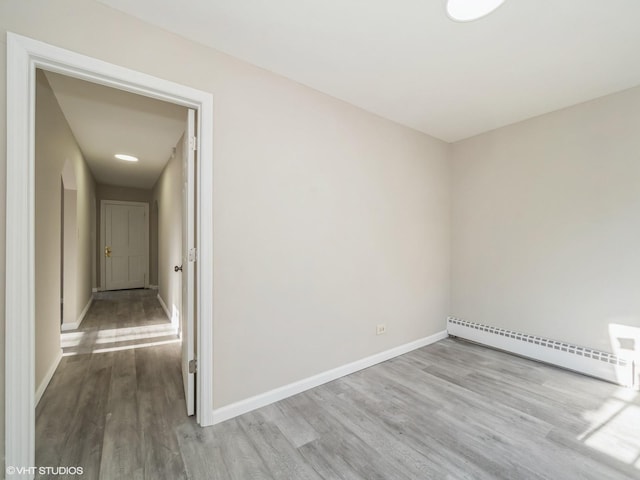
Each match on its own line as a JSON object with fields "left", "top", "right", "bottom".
{"left": 447, "top": 316, "right": 636, "bottom": 389}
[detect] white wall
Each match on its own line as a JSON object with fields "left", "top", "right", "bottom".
{"left": 152, "top": 136, "right": 184, "bottom": 325}
{"left": 34, "top": 70, "right": 96, "bottom": 391}
{"left": 451, "top": 85, "right": 640, "bottom": 353}
{"left": 213, "top": 98, "right": 450, "bottom": 406}
{"left": 0, "top": 0, "right": 451, "bottom": 440}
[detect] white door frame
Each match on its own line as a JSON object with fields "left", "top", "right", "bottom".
{"left": 100, "top": 200, "right": 150, "bottom": 291}
{"left": 5, "top": 32, "right": 215, "bottom": 471}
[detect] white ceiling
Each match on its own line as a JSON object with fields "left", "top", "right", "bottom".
{"left": 44, "top": 71, "right": 187, "bottom": 189}
{"left": 96, "top": 0, "right": 640, "bottom": 142}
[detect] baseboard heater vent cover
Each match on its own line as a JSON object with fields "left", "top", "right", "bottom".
{"left": 447, "top": 316, "right": 635, "bottom": 388}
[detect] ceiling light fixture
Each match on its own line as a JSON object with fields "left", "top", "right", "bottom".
{"left": 446, "top": 0, "right": 506, "bottom": 22}
{"left": 114, "top": 153, "right": 139, "bottom": 162}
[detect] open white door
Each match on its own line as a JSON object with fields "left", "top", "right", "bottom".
{"left": 182, "top": 109, "right": 197, "bottom": 416}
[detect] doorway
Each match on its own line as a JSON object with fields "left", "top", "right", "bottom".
{"left": 101, "top": 200, "right": 150, "bottom": 291}
{"left": 60, "top": 159, "right": 80, "bottom": 332}
{"left": 5, "top": 32, "right": 214, "bottom": 471}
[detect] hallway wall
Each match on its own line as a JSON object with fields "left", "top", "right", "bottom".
{"left": 34, "top": 70, "right": 96, "bottom": 395}
{"left": 152, "top": 136, "right": 184, "bottom": 327}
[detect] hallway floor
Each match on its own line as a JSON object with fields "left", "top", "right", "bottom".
{"left": 60, "top": 289, "right": 178, "bottom": 355}
{"left": 38, "top": 289, "right": 187, "bottom": 479}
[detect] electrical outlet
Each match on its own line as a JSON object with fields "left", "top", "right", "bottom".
{"left": 376, "top": 324, "right": 386, "bottom": 335}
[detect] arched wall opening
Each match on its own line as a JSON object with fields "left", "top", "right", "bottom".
{"left": 60, "top": 159, "right": 78, "bottom": 330}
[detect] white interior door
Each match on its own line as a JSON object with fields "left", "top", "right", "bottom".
{"left": 182, "top": 109, "right": 196, "bottom": 416}
{"left": 104, "top": 202, "right": 148, "bottom": 291}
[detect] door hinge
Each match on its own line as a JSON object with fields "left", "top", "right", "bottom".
{"left": 188, "top": 247, "right": 197, "bottom": 262}
{"left": 189, "top": 359, "right": 197, "bottom": 374}
{"left": 189, "top": 136, "right": 198, "bottom": 151}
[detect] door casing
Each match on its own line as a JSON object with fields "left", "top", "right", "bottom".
{"left": 5, "top": 32, "right": 215, "bottom": 472}
{"left": 182, "top": 109, "right": 197, "bottom": 416}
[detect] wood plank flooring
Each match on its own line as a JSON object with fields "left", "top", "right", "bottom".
{"left": 37, "top": 294, "right": 640, "bottom": 479}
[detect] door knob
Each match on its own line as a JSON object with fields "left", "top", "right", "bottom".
{"left": 174, "top": 265, "right": 183, "bottom": 272}
{"left": 104, "top": 246, "right": 112, "bottom": 258}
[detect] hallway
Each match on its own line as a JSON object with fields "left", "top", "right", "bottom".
{"left": 37, "top": 289, "right": 189, "bottom": 479}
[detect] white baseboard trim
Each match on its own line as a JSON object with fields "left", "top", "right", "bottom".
{"left": 210, "top": 329, "right": 448, "bottom": 425}
{"left": 157, "top": 293, "right": 171, "bottom": 320}
{"left": 157, "top": 293, "right": 180, "bottom": 333}
{"left": 92, "top": 287, "right": 98, "bottom": 293}
{"left": 35, "top": 349, "right": 63, "bottom": 406}
{"left": 60, "top": 295, "right": 93, "bottom": 332}
{"left": 149, "top": 284, "right": 159, "bottom": 290}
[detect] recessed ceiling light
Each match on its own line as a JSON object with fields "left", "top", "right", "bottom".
{"left": 446, "top": 0, "right": 506, "bottom": 22}
{"left": 114, "top": 154, "right": 139, "bottom": 162}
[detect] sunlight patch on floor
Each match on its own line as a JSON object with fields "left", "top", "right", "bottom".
{"left": 61, "top": 322, "right": 178, "bottom": 348}
{"left": 62, "top": 337, "right": 181, "bottom": 356}
{"left": 61, "top": 318, "right": 180, "bottom": 356}
{"left": 579, "top": 389, "right": 640, "bottom": 468}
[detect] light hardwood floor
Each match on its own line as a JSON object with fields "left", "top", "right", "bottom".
{"left": 37, "top": 291, "right": 640, "bottom": 479}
